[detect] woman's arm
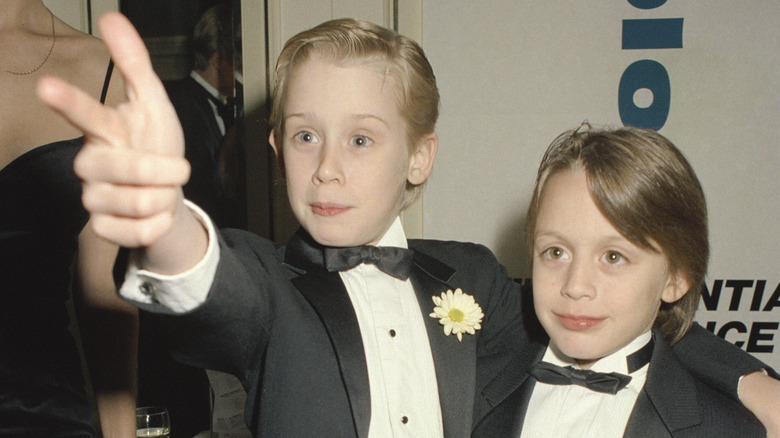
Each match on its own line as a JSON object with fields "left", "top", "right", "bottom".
{"left": 73, "top": 223, "right": 137, "bottom": 438}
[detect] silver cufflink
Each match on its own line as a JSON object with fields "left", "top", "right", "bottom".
{"left": 139, "top": 282, "right": 155, "bottom": 296}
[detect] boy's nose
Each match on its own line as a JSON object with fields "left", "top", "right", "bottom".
{"left": 313, "top": 142, "right": 344, "bottom": 185}
{"left": 561, "top": 259, "right": 596, "bottom": 300}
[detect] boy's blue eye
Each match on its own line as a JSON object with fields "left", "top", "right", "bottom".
{"left": 349, "top": 135, "right": 372, "bottom": 147}
{"left": 295, "top": 131, "right": 318, "bottom": 143}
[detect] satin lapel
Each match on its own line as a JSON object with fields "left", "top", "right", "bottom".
{"left": 471, "top": 376, "right": 536, "bottom": 437}
{"left": 472, "top": 341, "right": 545, "bottom": 436}
{"left": 408, "top": 252, "right": 474, "bottom": 438}
{"left": 508, "top": 375, "right": 538, "bottom": 436}
{"left": 624, "top": 332, "right": 701, "bottom": 436}
{"left": 292, "top": 272, "right": 371, "bottom": 438}
{"left": 623, "top": 392, "right": 672, "bottom": 438}
{"left": 475, "top": 341, "right": 545, "bottom": 421}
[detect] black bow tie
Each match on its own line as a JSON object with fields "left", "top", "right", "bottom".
{"left": 323, "top": 246, "right": 414, "bottom": 280}
{"left": 529, "top": 338, "right": 654, "bottom": 394}
{"left": 529, "top": 363, "right": 632, "bottom": 394}
{"left": 207, "top": 94, "right": 235, "bottom": 130}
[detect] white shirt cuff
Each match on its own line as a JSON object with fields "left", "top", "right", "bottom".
{"left": 737, "top": 368, "right": 769, "bottom": 399}
{"left": 118, "top": 200, "right": 220, "bottom": 313}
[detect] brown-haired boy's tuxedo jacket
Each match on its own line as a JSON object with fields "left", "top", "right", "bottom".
{"left": 471, "top": 329, "right": 766, "bottom": 437}
{"left": 128, "top": 228, "right": 769, "bottom": 438}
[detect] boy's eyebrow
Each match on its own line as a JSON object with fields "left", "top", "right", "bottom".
{"left": 533, "top": 230, "right": 567, "bottom": 243}
{"left": 283, "top": 112, "right": 389, "bottom": 127}
{"left": 533, "top": 230, "right": 629, "bottom": 245}
{"left": 353, "top": 113, "right": 389, "bottom": 127}
{"left": 283, "top": 113, "right": 308, "bottom": 123}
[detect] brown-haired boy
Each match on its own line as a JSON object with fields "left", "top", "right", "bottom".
{"left": 473, "top": 125, "right": 770, "bottom": 436}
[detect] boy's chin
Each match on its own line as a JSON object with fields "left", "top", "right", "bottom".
{"left": 304, "top": 219, "right": 389, "bottom": 248}
{"left": 308, "top": 227, "right": 372, "bottom": 248}
{"left": 548, "top": 336, "right": 609, "bottom": 366}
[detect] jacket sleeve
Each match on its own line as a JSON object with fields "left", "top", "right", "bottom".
{"left": 673, "top": 323, "right": 777, "bottom": 400}
{"left": 121, "top": 227, "right": 283, "bottom": 386}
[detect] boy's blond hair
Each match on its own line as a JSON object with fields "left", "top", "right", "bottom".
{"left": 269, "top": 18, "right": 439, "bottom": 208}
{"left": 526, "top": 124, "right": 708, "bottom": 344}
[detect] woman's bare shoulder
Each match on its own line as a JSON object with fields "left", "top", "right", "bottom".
{"left": 52, "top": 25, "right": 125, "bottom": 104}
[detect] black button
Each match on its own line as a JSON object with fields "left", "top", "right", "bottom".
{"left": 389, "top": 329, "right": 396, "bottom": 337}
{"left": 401, "top": 416, "right": 408, "bottom": 424}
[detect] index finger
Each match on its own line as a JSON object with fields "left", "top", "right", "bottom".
{"left": 97, "top": 12, "right": 168, "bottom": 104}
{"left": 36, "top": 75, "right": 126, "bottom": 144}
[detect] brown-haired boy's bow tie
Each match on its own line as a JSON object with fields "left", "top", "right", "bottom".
{"left": 528, "top": 362, "right": 632, "bottom": 394}
{"left": 529, "top": 337, "right": 654, "bottom": 394}
{"left": 324, "top": 246, "right": 414, "bottom": 280}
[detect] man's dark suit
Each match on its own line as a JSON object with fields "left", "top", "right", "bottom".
{"left": 164, "top": 76, "right": 231, "bottom": 227}
{"left": 471, "top": 329, "right": 766, "bottom": 437}
{"left": 129, "top": 228, "right": 769, "bottom": 437}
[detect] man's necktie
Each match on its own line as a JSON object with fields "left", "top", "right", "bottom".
{"left": 529, "top": 337, "right": 654, "bottom": 394}
{"left": 323, "top": 246, "right": 414, "bottom": 280}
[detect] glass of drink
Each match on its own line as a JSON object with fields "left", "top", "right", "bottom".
{"left": 136, "top": 406, "right": 170, "bottom": 438}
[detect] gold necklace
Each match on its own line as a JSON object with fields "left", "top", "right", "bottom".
{"left": 1, "top": 9, "right": 56, "bottom": 75}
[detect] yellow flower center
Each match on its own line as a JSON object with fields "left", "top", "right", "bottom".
{"left": 448, "top": 308, "right": 465, "bottom": 322}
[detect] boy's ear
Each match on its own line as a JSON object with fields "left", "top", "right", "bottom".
{"left": 268, "top": 131, "right": 286, "bottom": 177}
{"left": 661, "top": 271, "right": 690, "bottom": 304}
{"left": 407, "top": 132, "right": 438, "bottom": 185}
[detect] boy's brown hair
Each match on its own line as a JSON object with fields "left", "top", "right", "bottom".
{"left": 268, "top": 18, "right": 439, "bottom": 207}
{"left": 526, "top": 123, "right": 708, "bottom": 344}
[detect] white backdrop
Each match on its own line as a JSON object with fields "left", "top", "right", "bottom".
{"left": 421, "top": 1, "right": 779, "bottom": 369}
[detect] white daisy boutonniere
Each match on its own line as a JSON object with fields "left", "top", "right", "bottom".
{"left": 429, "top": 288, "right": 484, "bottom": 342}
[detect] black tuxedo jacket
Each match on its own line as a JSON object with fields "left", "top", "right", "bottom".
{"left": 129, "top": 227, "right": 769, "bottom": 437}
{"left": 472, "top": 330, "right": 766, "bottom": 437}
{"left": 139, "top": 228, "right": 528, "bottom": 437}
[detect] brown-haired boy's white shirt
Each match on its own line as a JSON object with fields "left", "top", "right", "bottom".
{"left": 521, "top": 332, "right": 651, "bottom": 437}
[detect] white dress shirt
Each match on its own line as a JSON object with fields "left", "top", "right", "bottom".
{"left": 119, "top": 209, "right": 444, "bottom": 437}
{"left": 339, "top": 218, "right": 444, "bottom": 437}
{"left": 520, "top": 331, "right": 652, "bottom": 438}
{"left": 118, "top": 200, "right": 219, "bottom": 312}
{"left": 190, "top": 70, "right": 227, "bottom": 136}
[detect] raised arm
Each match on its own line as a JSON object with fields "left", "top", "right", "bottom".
{"left": 37, "top": 12, "right": 205, "bottom": 275}
{"left": 674, "top": 323, "right": 780, "bottom": 436}
{"left": 739, "top": 371, "right": 780, "bottom": 438}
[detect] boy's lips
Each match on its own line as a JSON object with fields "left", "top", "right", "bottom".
{"left": 554, "top": 313, "right": 606, "bottom": 331}
{"left": 311, "top": 202, "right": 351, "bottom": 217}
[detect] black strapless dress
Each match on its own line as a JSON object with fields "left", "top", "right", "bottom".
{"left": 0, "top": 138, "right": 95, "bottom": 436}
{"left": 0, "top": 61, "right": 113, "bottom": 436}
